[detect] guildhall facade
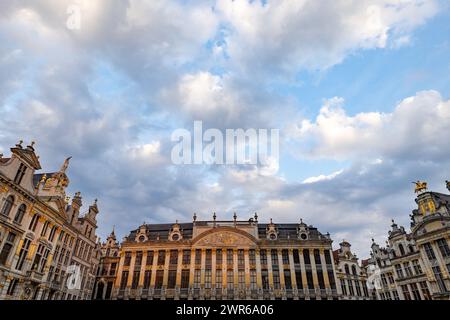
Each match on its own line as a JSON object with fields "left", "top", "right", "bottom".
{"left": 0, "top": 141, "right": 101, "bottom": 300}
{"left": 95, "top": 214, "right": 341, "bottom": 300}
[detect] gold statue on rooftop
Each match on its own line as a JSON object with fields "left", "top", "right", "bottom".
{"left": 413, "top": 181, "right": 427, "bottom": 194}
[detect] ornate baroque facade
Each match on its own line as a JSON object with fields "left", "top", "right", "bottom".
{"left": 94, "top": 215, "right": 341, "bottom": 300}
{"left": 0, "top": 141, "right": 101, "bottom": 300}
{"left": 367, "top": 181, "right": 450, "bottom": 300}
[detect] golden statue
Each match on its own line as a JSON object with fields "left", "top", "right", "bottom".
{"left": 413, "top": 181, "right": 427, "bottom": 193}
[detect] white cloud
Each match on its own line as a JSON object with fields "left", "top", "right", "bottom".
{"left": 290, "top": 90, "right": 450, "bottom": 160}
{"left": 217, "top": 0, "right": 439, "bottom": 75}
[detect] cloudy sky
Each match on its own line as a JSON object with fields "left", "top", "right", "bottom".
{"left": 1, "top": 0, "right": 450, "bottom": 258}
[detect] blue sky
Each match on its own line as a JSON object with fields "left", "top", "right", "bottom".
{"left": 1, "top": 0, "right": 450, "bottom": 257}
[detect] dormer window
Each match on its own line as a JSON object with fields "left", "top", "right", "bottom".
{"left": 14, "top": 163, "right": 27, "bottom": 185}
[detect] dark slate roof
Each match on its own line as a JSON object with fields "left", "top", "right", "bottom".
{"left": 126, "top": 221, "right": 327, "bottom": 242}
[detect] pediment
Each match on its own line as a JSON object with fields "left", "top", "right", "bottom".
{"left": 193, "top": 228, "right": 257, "bottom": 247}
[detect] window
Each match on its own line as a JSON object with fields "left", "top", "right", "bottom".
{"left": 146, "top": 251, "right": 154, "bottom": 265}
{"left": 423, "top": 243, "right": 436, "bottom": 260}
{"left": 293, "top": 249, "right": 300, "bottom": 264}
{"left": 204, "top": 269, "right": 212, "bottom": 289}
{"left": 13, "top": 204, "right": 26, "bottom": 224}
{"left": 0, "top": 233, "right": 16, "bottom": 265}
{"left": 48, "top": 226, "right": 57, "bottom": 242}
{"left": 260, "top": 249, "right": 267, "bottom": 265}
{"left": 181, "top": 270, "right": 190, "bottom": 289}
{"left": 432, "top": 266, "right": 447, "bottom": 293}
{"left": 194, "top": 270, "right": 201, "bottom": 289}
{"left": 157, "top": 250, "right": 166, "bottom": 266}
{"left": 168, "top": 270, "right": 177, "bottom": 289}
{"left": 14, "top": 163, "right": 27, "bottom": 184}
{"left": 250, "top": 270, "right": 257, "bottom": 290}
{"left": 195, "top": 249, "right": 201, "bottom": 265}
{"left": 420, "top": 281, "right": 431, "bottom": 300}
{"left": 303, "top": 249, "right": 311, "bottom": 264}
{"left": 216, "top": 249, "right": 222, "bottom": 265}
{"left": 295, "top": 270, "right": 303, "bottom": 290}
{"left": 306, "top": 271, "right": 314, "bottom": 289}
{"left": 271, "top": 249, "right": 279, "bottom": 267}
{"left": 340, "top": 279, "right": 347, "bottom": 295}
{"left": 410, "top": 283, "right": 421, "bottom": 300}
{"left": 436, "top": 238, "right": 450, "bottom": 258}
{"left": 155, "top": 270, "right": 164, "bottom": 289}
{"left": 347, "top": 280, "right": 355, "bottom": 296}
{"left": 249, "top": 249, "right": 256, "bottom": 265}
{"left": 40, "top": 221, "right": 49, "bottom": 237}
{"left": 395, "top": 264, "right": 404, "bottom": 279}
{"left": 398, "top": 243, "right": 405, "bottom": 256}
{"left": 381, "top": 274, "right": 388, "bottom": 286}
{"left": 261, "top": 270, "right": 269, "bottom": 290}
{"left": 272, "top": 270, "right": 280, "bottom": 289}
{"left": 131, "top": 271, "right": 140, "bottom": 289}
{"left": 1, "top": 195, "right": 14, "bottom": 217}
{"left": 215, "top": 269, "right": 222, "bottom": 289}
{"left": 328, "top": 270, "right": 336, "bottom": 290}
{"left": 226, "top": 270, "right": 234, "bottom": 290}
{"left": 237, "top": 270, "right": 245, "bottom": 289}
{"left": 169, "top": 250, "right": 178, "bottom": 266}
{"left": 317, "top": 270, "right": 325, "bottom": 289}
{"left": 238, "top": 250, "right": 244, "bottom": 268}
{"left": 110, "top": 263, "right": 117, "bottom": 275}
{"left": 284, "top": 270, "right": 292, "bottom": 289}
{"left": 28, "top": 214, "right": 39, "bottom": 232}
{"left": 143, "top": 270, "right": 151, "bottom": 289}
{"left": 6, "top": 278, "right": 18, "bottom": 296}
{"left": 324, "top": 250, "right": 332, "bottom": 265}
{"left": 401, "top": 285, "right": 411, "bottom": 300}
{"left": 403, "top": 262, "right": 413, "bottom": 277}
{"left": 351, "top": 265, "right": 357, "bottom": 275}
{"left": 387, "top": 272, "right": 395, "bottom": 284}
{"left": 32, "top": 245, "right": 49, "bottom": 273}
{"left": 355, "top": 281, "right": 361, "bottom": 296}
{"left": 124, "top": 252, "right": 131, "bottom": 266}
{"left": 135, "top": 251, "right": 143, "bottom": 266}
{"left": 120, "top": 271, "right": 129, "bottom": 289}
{"left": 206, "top": 249, "right": 212, "bottom": 268}
{"left": 314, "top": 249, "right": 321, "bottom": 266}
{"left": 344, "top": 264, "right": 350, "bottom": 274}
{"left": 16, "top": 238, "right": 31, "bottom": 270}
{"left": 392, "top": 290, "right": 400, "bottom": 300}
{"left": 226, "top": 249, "right": 233, "bottom": 266}
{"left": 282, "top": 249, "right": 289, "bottom": 264}
{"left": 182, "top": 250, "right": 190, "bottom": 265}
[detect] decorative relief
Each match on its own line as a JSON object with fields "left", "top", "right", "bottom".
{"left": 196, "top": 231, "right": 255, "bottom": 247}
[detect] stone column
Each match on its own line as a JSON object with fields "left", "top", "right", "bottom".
{"left": 162, "top": 250, "right": 170, "bottom": 287}
{"left": 299, "top": 249, "right": 308, "bottom": 297}
{"left": 175, "top": 250, "right": 183, "bottom": 288}
{"left": 126, "top": 251, "right": 135, "bottom": 287}
{"left": 255, "top": 249, "right": 262, "bottom": 289}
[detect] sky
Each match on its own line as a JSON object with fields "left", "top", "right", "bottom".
{"left": 1, "top": 0, "right": 450, "bottom": 258}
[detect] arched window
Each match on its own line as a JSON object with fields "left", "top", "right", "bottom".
{"left": 351, "top": 265, "right": 357, "bottom": 275}
{"left": 344, "top": 264, "right": 350, "bottom": 274}
{"left": 1, "top": 195, "right": 14, "bottom": 217}
{"left": 398, "top": 244, "right": 405, "bottom": 256}
{"left": 14, "top": 204, "right": 26, "bottom": 223}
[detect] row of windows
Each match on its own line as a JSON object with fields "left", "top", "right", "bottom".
{"left": 1, "top": 195, "right": 27, "bottom": 224}
{"left": 394, "top": 259, "right": 422, "bottom": 279}
{"left": 120, "top": 267, "right": 337, "bottom": 291}
{"left": 122, "top": 248, "right": 334, "bottom": 269}
{"left": 339, "top": 279, "right": 369, "bottom": 297}
{"left": 423, "top": 238, "right": 450, "bottom": 261}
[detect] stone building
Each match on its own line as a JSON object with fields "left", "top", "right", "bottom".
{"left": 367, "top": 181, "right": 450, "bottom": 300}
{"left": 95, "top": 214, "right": 340, "bottom": 300}
{"left": 333, "top": 240, "right": 370, "bottom": 300}
{"left": 0, "top": 140, "right": 101, "bottom": 300}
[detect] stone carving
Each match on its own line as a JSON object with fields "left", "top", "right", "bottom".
{"left": 195, "top": 231, "right": 255, "bottom": 247}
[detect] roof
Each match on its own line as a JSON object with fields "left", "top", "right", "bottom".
{"left": 125, "top": 220, "right": 329, "bottom": 242}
